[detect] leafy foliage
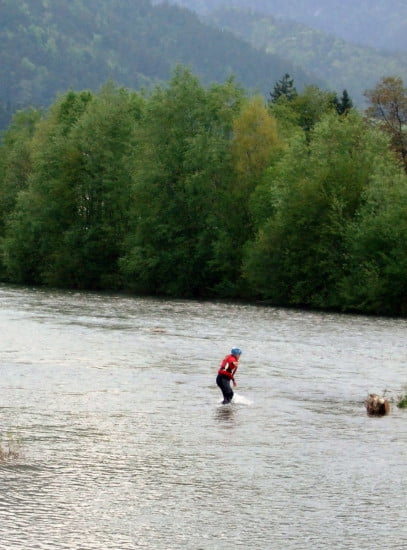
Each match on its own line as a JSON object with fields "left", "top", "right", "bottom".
{"left": 232, "top": 96, "right": 280, "bottom": 184}
{"left": 269, "top": 84, "right": 337, "bottom": 137}
{"left": 0, "top": 107, "right": 42, "bottom": 236}
{"left": 2, "top": 85, "right": 142, "bottom": 289}
{"left": 119, "top": 68, "right": 246, "bottom": 297}
{"left": 1, "top": 68, "right": 406, "bottom": 315}
{"left": 243, "top": 109, "right": 407, "bottom": 312}
{"left": 340, "top": 166, "right": 407, "bottom": 315}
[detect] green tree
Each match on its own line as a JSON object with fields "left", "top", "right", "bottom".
{"left": 269, "top": 84, "right": 336, "bottom": 138}
{"left": 243, "top": 111, "right": 392, "bottom": 308}
{"left": 2, "top": 85, "right": 142, "bottom": 289}
{"left": 291, "top": 85, "right": 336, "bottom": 135}
{"left": 1, "top": 90, "right": 94, "bottom": 284}
{"left": 43, "top": 83, "right": 143, "bottom": 289}
{"left": 119, "top": 68, "right": 245, "bottom": 297}
{"left": 268, "top": 73, "right": 297, "bottom": 104}
{"left": 333, "top": 89, "right": 353, "bottom": 115}
{"left": 0, "top": 107, "right": 42, "bottom": 236}
{"left": 340, "top": 163, "right": 407, "bottom": 315}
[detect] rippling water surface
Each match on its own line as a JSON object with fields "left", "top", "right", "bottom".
{"left": 0, "top": 285, "right": 406, "bottom": 549}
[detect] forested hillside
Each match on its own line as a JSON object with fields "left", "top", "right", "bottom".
{"left": 0, "top": 0, "right": 321, "bottom": 129}
{"left": 164, "top": 0, "right": 407, "bottom": 52}
{"left": 205, "top": 8, "right": 407, "bottom": 107}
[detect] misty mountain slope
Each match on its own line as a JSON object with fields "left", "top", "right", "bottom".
{"left": 0, "top": 0, "right": 323, "bottom": 123}
{"left": 160, "top": 0, "right": 407, "bottom": 52}
{"left": 206, "top": 8, "right": 407, "bottom": 106}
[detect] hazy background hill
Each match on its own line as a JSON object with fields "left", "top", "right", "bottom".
{"left": 2, "top": 0, "right": 406, "bottom": 130}
{"left": 159, "top": 0, "right": 407, "bottom": 107}
{"left": 204, "top": 8, "right": 407, "bottom": 107}
{"left": 162, "top": 0, "right": 407, "bottom": 52}
{"left": 0, "top": 0, "right": 322, "bottom": 129}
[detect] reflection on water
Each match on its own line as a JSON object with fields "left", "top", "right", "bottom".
{"left": 0, "top": 285, "right": 406, "bottom": 549}
{"left": 214, "top": 403, "right": 236, "bottom": 424}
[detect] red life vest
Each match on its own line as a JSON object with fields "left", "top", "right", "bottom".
{"left": 218, "top": 354, "right": 239, "bottom": 380}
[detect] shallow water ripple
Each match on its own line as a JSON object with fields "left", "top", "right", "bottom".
{"left": 0, "top": 286, "right": 406, "bottom": 549}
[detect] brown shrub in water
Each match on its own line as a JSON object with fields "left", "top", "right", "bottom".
{"left": 365, "top": 394, "right": 390, "bottom": 416}
{"left": 0, "top": 434, "right": 22, "bottom": 462}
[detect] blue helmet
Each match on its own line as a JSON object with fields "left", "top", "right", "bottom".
{"left": 231, "top": 348, "right": 242, "bottom": 356}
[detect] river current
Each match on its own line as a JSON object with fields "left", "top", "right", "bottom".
{"left": 0, "top": 285, "right": 406, "bottom": 549}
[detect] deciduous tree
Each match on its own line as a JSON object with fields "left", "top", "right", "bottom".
{"left": 1, "top": 90, "right": 94, "bottom": 284}
{"left": 119, "top": 68, "right": 245, "bottom": 297}
{"left": 232, "top": 95, "right": 280, "bottom": 185}
{"left": 243, "top": 111, "right": 394, "bottom": 308}
{"left": 340, "top": 165, "right": 407, "bottom": 315}
{"left": 0, "top": 107, "right": 41, "bottom": 236}
{"left": 365, "top": 76, "right": 407, "bottom": 172}
{"left": 2, "top": 85, "right": 142, "bottom": 289}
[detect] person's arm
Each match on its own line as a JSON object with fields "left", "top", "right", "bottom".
{"left": 231, "top": 363, "right": 238, "bottom": 386}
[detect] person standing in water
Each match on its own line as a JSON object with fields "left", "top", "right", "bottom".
{"left": 216, "top": 348, "right": 242, "bottom": 404}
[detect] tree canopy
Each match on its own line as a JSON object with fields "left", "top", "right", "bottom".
{"left": 1, "top": 69, "right": 406, "bottom": 315}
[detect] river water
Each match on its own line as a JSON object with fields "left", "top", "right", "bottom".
{"left": 0, "top": 284, "right": 406, "bottom": 549}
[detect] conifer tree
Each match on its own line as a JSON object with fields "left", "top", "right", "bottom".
{"left": 268, "top": 73, "right": 297, "bottom": 104}
{"left": 333, "top": 89, "right": 353, "bottom": 115}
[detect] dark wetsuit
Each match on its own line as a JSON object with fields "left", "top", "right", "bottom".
{"left": 216, "top": 353, "right": 239, "bottom": 404}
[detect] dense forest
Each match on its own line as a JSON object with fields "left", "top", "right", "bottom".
{"left": 1, "top": 69, "right": 406, "bottom": 315}
{"left": 1, "top": 1, "right": 406, "bottom": 315}
{"left": 165, "top": 0, "right": 407, "bottom": 52}
{"left": 0, "top": 0, "right": 320, "bottom": 130}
